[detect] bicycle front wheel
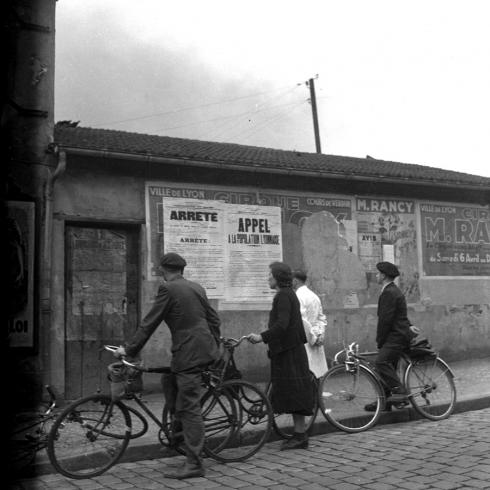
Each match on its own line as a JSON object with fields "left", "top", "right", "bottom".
{"left": 10, "top": 410, "right": 46, "bottom": 473}
{"left": 319, "top": 363, "right": 384, "bottom": 433}
{"left": 205, "top": 380, "right": 272, "bottom": 463}
{"left": 47, "top": 394, "right": 131, "bottom": 479}
{"left": 267, "top": 372, "right": 319, "bottom": 439}
{"left": 405, "top": 357, "right": 456, "bottom": 420}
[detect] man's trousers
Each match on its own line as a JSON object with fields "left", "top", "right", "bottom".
{"left": 161, "top": 370, "right": 204, "bottom": 465}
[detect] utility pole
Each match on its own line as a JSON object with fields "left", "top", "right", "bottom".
{"left": 307, "top": 76, "right": 322, "bottom": 154}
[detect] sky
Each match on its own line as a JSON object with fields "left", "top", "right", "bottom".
{"left": 55, "top": 0, "right": 490, "bottom": 178}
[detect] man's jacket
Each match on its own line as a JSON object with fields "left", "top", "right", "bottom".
{"left": 376, "top": 282, "right": 411, "bottom": 349}
{"left": 125, "top": 276, "right": 221, "bottom": 372}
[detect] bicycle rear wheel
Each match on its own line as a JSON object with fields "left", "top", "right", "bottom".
{"left": 267, "top": 372, "right": 319, "bottom": 439}
{"left": 205, "top": 380, "right": 272, "bottom": 463}
{"left": 47, "top": 394, "right": 131, "bottom": 479}
{"left": 405, "top": 357, "right": 456, "bottom": 420}
{"left": 319, "top": 363, "right": 384, "bottom": 432}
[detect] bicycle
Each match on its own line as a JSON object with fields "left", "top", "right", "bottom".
{"left": 265, "top": 371, "right": 319, "bottom": 439}
{"left": 9, "top": 385, "right": 58, "bottom": 474}
{"left": 47, "top": 337, "right": 272, "bottom": 479}
{"left": 318, "top": 341, "right": 456, "bottom": 433}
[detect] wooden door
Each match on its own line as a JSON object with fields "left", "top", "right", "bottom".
{"left": 65, "top": 225, "right": 139, "bottom": 399}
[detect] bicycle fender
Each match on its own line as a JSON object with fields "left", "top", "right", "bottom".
{"left": 437, "top": 357, "right": 455, "bottom": 378}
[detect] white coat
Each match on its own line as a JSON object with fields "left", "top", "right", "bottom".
{"left": 295, "top": 285, "right": 328, "bottom": 378}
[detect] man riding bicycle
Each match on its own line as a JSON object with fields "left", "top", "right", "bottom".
{"left": 365, "top": 261, "right": 412, "bottom": 412}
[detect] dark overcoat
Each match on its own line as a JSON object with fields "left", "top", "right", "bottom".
{"left": 261, "top": 287, "right": 307, "bottom": 353}
{"left": 261, "top": 287, "right": 313, "bottom": 415}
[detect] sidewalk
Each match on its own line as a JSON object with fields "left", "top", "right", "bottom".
{"left": 27, "top": 355, "right": 490, "bottom": 477}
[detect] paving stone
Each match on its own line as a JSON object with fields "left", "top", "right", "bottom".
{"left": 11, "top": 406, "right": 490, "bottom": 490}
{"left": 430, "top": 481, "right": 464, "bottom": 490}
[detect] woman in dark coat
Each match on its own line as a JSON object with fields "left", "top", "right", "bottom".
{"left": 248, "top": 261, "right": 315, "bottom": 450}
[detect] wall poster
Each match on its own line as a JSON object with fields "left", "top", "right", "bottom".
{"left": 162, "top": 198, "right": 226, "bottom": 297}
{"left": 148, "top": 188, "right": 283, "bottom": 302}
{"left": 356, "top": 197, "right": 416, "bottom": 272}
{"left": 420, "top": 203, "right": 490, "bottom": 276}
{"left": 355, "top": 197, "right": 419, "bottom": 303}
{"left": 225, "top": 204, "right": 282, "bottom": 300}
{"left": 7, "top": 201, "right": 35, "bottom": 348}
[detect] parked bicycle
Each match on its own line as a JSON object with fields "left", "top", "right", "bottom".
{"left": 318, "top": 341, "right": 456, "bottom": 433}
{"left": 47, "top": 337, "right": 272, "bottom": 479}
{"left": 10, "top": 385, "right": 58, "bottom": 474}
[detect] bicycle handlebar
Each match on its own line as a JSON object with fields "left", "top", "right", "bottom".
{"left": 333, "top": 342, "right": 379, "bottom": 364}
{"left": 220, "top": 335, "right": 250, "bottom": 348}
{"left": 121, "top": 359, "right": 171, "bottom": 374}
{"left": 103, "top": 336, "right": 249, "bottom": 373}
{"left": 103, "top": 345, "right": 170, "bottom": 373}
{"left": 333, "top": 342, "right": 359, "bottom": 363}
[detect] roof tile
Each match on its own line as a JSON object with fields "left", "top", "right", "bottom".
{"left": 54, "top": 126, "right": 490, "bottom": 187}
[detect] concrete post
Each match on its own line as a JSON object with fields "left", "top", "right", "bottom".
{"left": 5, "top": 0, "right": 57, "bottom": 402}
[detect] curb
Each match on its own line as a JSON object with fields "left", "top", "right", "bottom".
{"left": 26, "top": 395, "right": 490, "bottom": 477}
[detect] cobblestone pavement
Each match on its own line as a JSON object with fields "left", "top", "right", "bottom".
{"left": 11, "top": 407, "right": 490, "bottom": 490}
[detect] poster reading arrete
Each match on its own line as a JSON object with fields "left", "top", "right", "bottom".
{"left": 163, "top": 198, "right": 225, "bottom": 297}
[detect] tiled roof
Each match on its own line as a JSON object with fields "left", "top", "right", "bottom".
{"left": 54, "top": 126, "right": 490, "bottom": 188}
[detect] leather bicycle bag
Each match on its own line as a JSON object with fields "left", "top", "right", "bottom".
{"left": 409, "top": 337, "right": 437, "bottom": 359}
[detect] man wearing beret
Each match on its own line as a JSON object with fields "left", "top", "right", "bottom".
{"left": 365, "top": 261, "right": 412, "bottom": 412}
{"left": 113, "top": 252, "right": 221, "bottom": 479}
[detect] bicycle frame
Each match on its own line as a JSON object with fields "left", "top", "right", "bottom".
{"left": 47, "top": 339, "right": 272, "bottom": 478}
{"left": 334, "top": 343, "right": 386, "bottom": 392}
{"left": 106, "top": 335, "right": 252, "bottom": 443}
{"left": 336, "top": 342, "right": 456, "bottom": 406}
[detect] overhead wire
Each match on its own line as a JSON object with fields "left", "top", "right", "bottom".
{"left": 89, "top": 83, "right": 300, "bottom": 127}
{"left": 205, "top": 84, "right": 303, "bottom": 141}
{"left": 200, "top": 85, "right": 299, "bottom": 140}
{"left": 223, "top": 99, "right": 309, "bottom": 144}
{"left": 157, "top": 87, "right": 302, "bottom": 133}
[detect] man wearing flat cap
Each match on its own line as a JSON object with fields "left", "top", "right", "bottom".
{"left": 365, "top": 261, "right": 412, "bottom": 412}
{"left": 114, "top": 252, "right": 221, "bottom": 479}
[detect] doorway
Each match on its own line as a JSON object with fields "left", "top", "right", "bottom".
{"left": 65, "top": 225, "right": 139, "bottom": 399}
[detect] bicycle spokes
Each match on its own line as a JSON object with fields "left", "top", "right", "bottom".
{"left": 47, "top": 394, "right": 132, "bottom": 479}
{"left": 406, "top": 358, "right": 456, "bottom": 420}
{"left": 203, "top": 380, "right": 272, "bottom": 463}
{"left": 319, "top": 364, "right": 384, "bottom": 433}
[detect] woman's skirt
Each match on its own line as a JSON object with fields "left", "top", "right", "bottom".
{"left": 269, "top": 344, "right": 315, "bottom": 415}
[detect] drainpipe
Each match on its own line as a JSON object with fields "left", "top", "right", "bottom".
{"left": 41, "top": 148, "right": 66, "bottom": 380}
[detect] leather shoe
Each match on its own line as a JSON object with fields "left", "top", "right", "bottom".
{"left": 364, "top": 400, "right": 409, "bottom": 412}
{"left": 386, "top": 390, "right": 408, "bottom": 403}
{"left": 386, "top": 386, "right": 407, "bottom": 402}
{"left": 364, "top": 401, "right": 391, "bottom": 412}
{"left": 164, "top": 462, "right": 204, "bottom": 480}
{"left": 392, "top": 400, "right": 409, "bottom": 409}
{"left": 280, "top": 433, "right": 308, "bottom": 451}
